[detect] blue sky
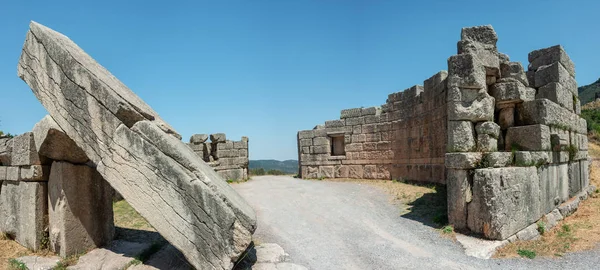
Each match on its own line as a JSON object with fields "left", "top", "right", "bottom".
{"left": 1, "top": 1, "right": 599, "bottom": 160}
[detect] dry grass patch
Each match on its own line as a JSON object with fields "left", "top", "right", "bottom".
{"left": 113, "top": 200, "right": 154, "bottom": 231}
{"left": 0, "top": 237, "right": 55, "bottom": 270}
{"left": 495, "top": 140, "right": 600, "bottom": 258}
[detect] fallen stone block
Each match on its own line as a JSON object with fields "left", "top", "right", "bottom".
{"left": 48, "top": 162, "right": 115, "bottom": 257}
{"left": 447, "top": 121, "right": 476, "bottom": 152}
{"left": 217, "top": 168, "right": 245, "bottom": 181}
{"left": 18, "top": 22, "right": 256, "bottom": 269}
{"left": 528, "top": 45, "right": 575, "bottom": 77}
{"left": 0, "top": 181, "right": 47, "bottom": 250}
{"left": 468, "top": 167, "right": 541, "bottom": 240}
{"left": 505, "top": 124, "right": 551, "bottom": 151}
{"left": 32, "top": 115, "right": 89, "bottom": 164}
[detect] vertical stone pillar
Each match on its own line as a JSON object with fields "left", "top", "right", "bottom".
{"left": 48, "top": 161, "right": 114, "bottom": 257}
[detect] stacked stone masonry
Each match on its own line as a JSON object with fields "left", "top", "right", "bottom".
{"left": 0, "top": 116, "right": 114, "bottom": 256}
{"left": 187, "top": 133, "right": 249, "bottom": 181}
{"left": 297, "top": 25, "right": 591, "bottom": 240}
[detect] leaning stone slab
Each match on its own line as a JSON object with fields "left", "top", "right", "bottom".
{"left": 48, "top": 162, "right": 114, "bottom": 257}
{"left": 18, "top": 21, "right": 256, "bottom": 269}
{"left": 0, "top": 181, "right": 47, "bottom": 250}
{"left": 468, "top": 167, "right": 541, "bottom": 240}
{"left": 32, "top": 115, "right": 89, "bottom": 164}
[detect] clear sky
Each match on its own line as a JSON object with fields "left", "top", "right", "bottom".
{"left": 1, "top": 1, "right": 599, "bottom": 160}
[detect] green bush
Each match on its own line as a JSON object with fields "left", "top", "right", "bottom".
{"left": 517, "top": 249, "right": 537, "bottom": 259}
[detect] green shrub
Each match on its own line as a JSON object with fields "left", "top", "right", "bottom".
{"left": 441, "top": 225, "right": 454, "bottom": 234}
{"left": 537, "top": 221, "right": 546, "bottom": 235}
{"left": 517, "top": 249, "right": 536, "bottom": 259}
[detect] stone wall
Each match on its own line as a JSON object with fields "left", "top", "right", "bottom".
{"left": 0, "top": 116, "right": 114, "bottom": 255}
{"left": 297, "top": 25, "right": 591, "bottom": 240}
{"left": 188, "top": 133, "right": 249, "bottom": 181}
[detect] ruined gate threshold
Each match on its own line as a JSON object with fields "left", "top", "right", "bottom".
{"left": 17, "top": 21, "right": 256, "bottom": 269}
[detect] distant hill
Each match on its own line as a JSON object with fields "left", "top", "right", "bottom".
{"left": 249, "top": 159, "right": 298, "bottom": 174}
{"left": 578, "top": 78, "right": 600, "bottom": 105}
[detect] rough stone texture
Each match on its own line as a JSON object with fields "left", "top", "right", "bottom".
{"left": 515, "top": 223, "right": 540, "bottom": 241}
{"left": 447, "top": 121, "right": 475, "bottom": 152}
{"left": 483, "top": 152, "right": 513, "bottom": 168}
{"left": 528, "top": 45, "right": 575, "bottom": 77}
{"left": 468, "top": 167, "right": 541, "bottom": 240}
{"left": 536, "top": 82, "right": 574, "bottom": 111}
{"left": 20, "top": 165, "right": 50, "bottom": 181}
{"left": 475, "top": 122, "right": 500, "bottom": 139}
{"left": 0, "top": 181, "right": 47, "bottom": 250}
{"left": 18, "top": 22, "right": 256, "bottom": 269}
{"left": 127, "top": 244, "right": 193, "bottom": 270}
{"left": 15, "top": 256, "right": 61, "bottom": 270}
{"left": 534, "top": 62, "right": 576, "bottom": 90}
{"left": 0, "top": 137, "right": 13, "bottom": 165}
{"left": 32, "top": 115, "right": 89, "bottom": 164}
{"left": 69, "top": 240, "right": 153, "bottom": 270}
{"left": 489, "top": 81, "right": 535, "bottom": 105}
{"left": 518, "top": 99, "right": 585, "bottom": 134}
{"left": 500, "top": 62, "right": 528, "bottom": 86}
{"left": 445, "top": 153, "right": 482, "bottom": 169}
{"left": 210, "top": 133, "right": 227, "bottom": 143}
{"left": 447, "top": 93, "right": 494, "bottom": 122}
{"left": 190, "top": 134, "right": 208, "bottom": 144}
{"left": 505, "top": 125, "right": 550, "bottom": 151}
{"left": 188, "top": 135, "right": 250, "bottom": 181}
{"left": 11, "top": 132, "right": 44, "bottom": 166}
{"left": 477, "top": 134, "right": 497, "bottom": 152}
{"left": 48, "top": 162, "right": 114, "bottom": 257}
{"left": 447, "top": 169, "right": 470, "bottom": 230}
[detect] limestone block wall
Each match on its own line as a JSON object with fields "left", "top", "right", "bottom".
{"left": 188, "top": 133, "right": 249, "bottom": 180}
{"left": 0, "top": 116, "right": 114, "bottom": 255}
{"left": 445, "top": 25, "right": 591, "bottom": 240}
{"left": 297, "top": 71, "right": 448, "bottom": 183}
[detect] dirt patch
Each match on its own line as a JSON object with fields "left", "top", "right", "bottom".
{"left": 0, "top": 235, "right": 54, "bottom": 270}
{"left": 495, "top": 141, "right": 600, "bottom": 259}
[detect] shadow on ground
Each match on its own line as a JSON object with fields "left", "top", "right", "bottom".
{"left": 400, "top": 185, "right": 448, "bottom": 229}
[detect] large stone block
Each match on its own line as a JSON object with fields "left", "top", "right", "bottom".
{"left": 325, "top": 120, "right": 345, "bottom": 128}
{"left": 318, "top": 166, "right": 335, "bottom": 178}
{"left": 447, "top": 93, "right": 494, "bottom": 122}
{"left": 210, "top": 133, "right": 227, "bottom": 143}
{"left": 460, "top": 25, "right": 498, "bottom": 46}
{"left": 490, "top": 80, "right": 535, "bottom": 106}
{"left": 348, "top": 165, "right": 363, "bottom": 178}
{"left": 534, "top": 62, "right": 576, "bottom": 92}
{"left": 447, "top": 121, "right": 476, "bottom": 152}
{"left": 517, "top": 99, "right": 585, "bottom": 134}
{"left": 0, "top": 181, "right": 48, "bottom": 250}
{"left": 500, "top": 62, "right": 528, "bottom": 86}
{"left": 475, "top": 121, "right": 500, "bottom": 139}
{"left": 217, "top": 168, "right": 246, "bottom": 181}
{"left": 11, "top": 132, "right": 44, "bottom": 166}
{"left": 340, "top": 108, "right": 362, "bottom": 119}
{"left": 536, "top": 82, "right": 574, "bottom": 111}
{"left": 467, "top": 167, "right": 541, "bottom": 240}
{"left": 568, "top": 162, "right": 582, "bottom": 197}
{"left": 505, "top": 125, "right": 550, "bottom": 151}
{"left": 48, "top": 162, "right": 114, "bottom": 257}
{"left": 32, "top": 115, "right": 89, "bottom": 164}
{"left": 190, "top": 134, "right": 208, "bottom": 144}
{"left": 447, "top": 54, "right": 487, "bottom": 89}
{"left": 18, "top": 22, "right": 256, "bottom": 269}
{"left": 447, "top": 169, "right": 471, "bottom": 230}
{"left": 528, "top": 45, "right": 575, "bottom": 77}
{"left": 445, "top": 152, "right": 482, "bottom": 169}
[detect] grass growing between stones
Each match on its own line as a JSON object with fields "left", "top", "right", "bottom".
{"left": 495, "top": 140, "right": 600, "bottom": 258}
{"left": 113, "top": 200, "right": 154, "bottom": 231}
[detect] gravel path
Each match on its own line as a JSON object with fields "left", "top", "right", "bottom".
{"left": 233, "top": 176, "right": 600, "bottom": 270}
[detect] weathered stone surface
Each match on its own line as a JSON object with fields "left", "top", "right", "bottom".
{"left": 0, "top": 181, "right": 47, "bottom": 250}
{"left": 536, "top": 82, "right": 574, "bottom": 111}
{"left": 477, "top": 134, "right": 497, "bottom": 152}
{"left": 483, "top": 152, "right": 513, "bottom": 167}
{"left": 516, "top": 223, "right": 540, "bottom": 241}
{"left": 325, "top": 120, "right": 345, "bottom": 128}
{"left": 447, "top": 93, "right": 494, "bottom": 122}
{"left": 48, "top": 162, "right": 115, "bottom": 257}
{"left": 461, "top": 25, "right": 498, "bottom": 46}
{"left": 6, "top": 166, "right": 20, "bottom": 181}
{"left": 445, "top": 152, "right": 482, "bottom": 169}
{"left": 11, "top": 132, "right": 44, "bottom": 166}
{"left": 190, "top": 134, "right": 208, "bottom": 144}
{"left": 447, "top": 121, "right": 476, "bottom": 152}
{"left": 255, "top": 243, "right": 288, "bottom": 264}
{"left": 319, "top": 166, "right": 334, "bottom": 178}
{"left": 468, "top": 167, "right": 541, "bottom": 240}
{"left": 551, "top": 133, "right": 569, "bottom": 151}
{"left": 545, "top": 209, "right": 563, "bottom": 230}
{"left": 340, "top": 108, "right": 362, "bottom": 119}
{"left": 475, "top": 121, "right": 500, "bottom": 139}
{"left": 505, "top": 125, "right": 550, "bottom": 151}
{"left": 361, "top": 106, "right": 381, "bottom": 116}
{"left": 70, "top": 240, "right": 153, "bottom": 270}
{"left": 490, "top": 81, "right": 535, "bottom": 105}
{"left": 534, "top": 62, "right": 576, "bottom": 91}
{"left": 210, "top": 133, "right": 227, "bottom": 143}
{"left": 18, "top": 22, "right": 256, "bottom": 269}
{"left": 447, "top": 169, "right": 471, "bottom": 230}
{"left": 528, "top": 45, "right": 575, "bottom": 77}
{"left": 498, "top": 106, "right": 515, "bottom": 129}
{"left": 15, "top": 256, "right": 61, "bottom": 270}
{"left": 32, "top": 115, "right": 89, "bottom": 164}
{"left": 515, "top": 151, "right": 551, "bottom": 166}
{"left": 447, "top": 54, "right": 487, "bottom": 89}
{"left": 348, "top": 165, "right": 363, "bottom": 178}
{"left": 558, "top": 197, "right": 580, "bottom": 217}
{"left": 334, "top": 165, "right": 349, "bottom": 178}
{"left": 500, "top": 62, "right": 528, "bottom": 86}
{"left": 20, "top": 165, "right": 50, "bottom": 181}
{"left": 568, "top": 162, "right": 582, "bottom": 197}
{"left": 0, "top": 137, "right": 12, "bottom": 165}
{"left": 217, "top": 168, "right": 245, "bottom": 181}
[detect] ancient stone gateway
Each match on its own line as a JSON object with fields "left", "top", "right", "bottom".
{"left": 12, "top": 21, "right": 256, "bottom": 269}
{"left": 187, "top": 133, "right": 250, "bottom": 181}
{"left": 297, "top": 25, "right": 592, "bottom": 240}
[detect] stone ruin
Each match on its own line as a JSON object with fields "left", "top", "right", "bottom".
{"left": 187, "top": 133, "right": 250, "bottom": 181}
{"left": 297, "top": 25, "right": 593, "bottom": 240}
{"left": 4, "top": 21, "right": 257, "bottom": 269}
